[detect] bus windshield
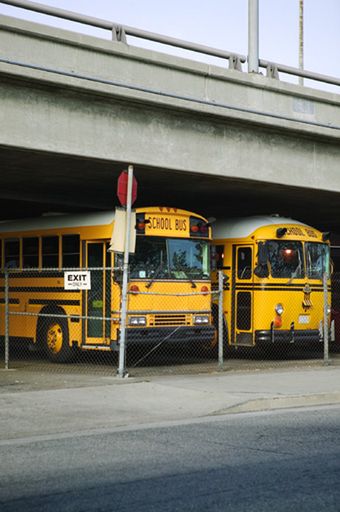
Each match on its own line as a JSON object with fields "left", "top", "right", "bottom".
{"left": 266, "top": 240, "right": 304, "bottom": 279}
{"left": 129, "top": 237, "right": 210, "bottom": 280}
{"left": 305, "top": 242, "right": 330, "bottom": 279}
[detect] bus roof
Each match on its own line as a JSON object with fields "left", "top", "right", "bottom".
{"left": 213, "top": 215, "right": 312, "bottom": 240}
{"left": 0, "top": 207, "right": 207, "bottom": 235}
{"left": 0, "top": 211, "right": 116, "bottom": 234}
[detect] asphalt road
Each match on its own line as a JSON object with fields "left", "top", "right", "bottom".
{"left": 1, "top": 405, "right": 340, "bottom": 511}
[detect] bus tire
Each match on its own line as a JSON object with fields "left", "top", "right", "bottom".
{"left": 39, "top": 314, "right": 74, "bottom": 363}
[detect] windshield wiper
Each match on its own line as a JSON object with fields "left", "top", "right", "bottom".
{"left": 179, "top": 269, "right": 197, "bottom": 288}
{"left": 145, "top": 263, "right": 164, "bottom": 289}
{"left": 286, "top": 261, "right": 303, "bottom": 284}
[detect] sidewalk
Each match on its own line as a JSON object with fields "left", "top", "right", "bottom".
{"left": 1, "top": 365, "right": 340, "bottom": 442}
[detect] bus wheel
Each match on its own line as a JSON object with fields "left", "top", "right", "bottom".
{"left": 42, "top": 318, "right": 74, "bottom": 363}
{"left": 200, "top": 331, "right": 218, "bottom": 357}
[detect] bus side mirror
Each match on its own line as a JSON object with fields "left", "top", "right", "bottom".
{"left": 254, "top": 242, "right": 269, "bottom": 278}
{"left": 223, "top": 274, "right": 229, "bottom": 290}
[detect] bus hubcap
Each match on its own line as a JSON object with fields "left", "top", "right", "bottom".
{"left": 47, "top": 324, "right": 63, "bottom": 354}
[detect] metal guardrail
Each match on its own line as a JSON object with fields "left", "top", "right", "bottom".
{"left": 0, "top": 0, "right": 246, "bottom": 70}
{"left": 0, "top": 0, "right": 339, "bottom": 87}
{"left": 260, "top": 59, "right": 340, "bottom": 87}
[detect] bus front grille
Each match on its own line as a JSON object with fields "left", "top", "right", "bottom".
{"left": 150, "top": 314, "right": 190, "bottom": 326}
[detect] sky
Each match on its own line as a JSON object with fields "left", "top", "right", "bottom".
{"left": 0, "top": 0, "right": 339, "bottom": 93}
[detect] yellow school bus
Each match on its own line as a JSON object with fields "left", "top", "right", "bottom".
{"left": 212, "top": 215, "right": 332, "bottom": 348}
{"left": 0, "top": 207, "right": 214, "bottom": 362}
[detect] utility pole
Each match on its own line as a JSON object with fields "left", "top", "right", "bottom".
{"left": 248, "top": 0, "right": 259, "bottom": 73}
{"left": 299, "top": 0, "right": 304, "bottom": 86}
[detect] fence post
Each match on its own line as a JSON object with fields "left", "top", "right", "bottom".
{"left": 4, "top": 269, "right": 9, "bottom": 370}
{"left": 323, "top": 271, "right": 329, "bottom": 365}
{"left": 218, "top": 270, "right": 224, "bottom": 368}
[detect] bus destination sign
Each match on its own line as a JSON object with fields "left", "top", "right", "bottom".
{"left": 145, "top": 214, "right": 188, "bottom": 236}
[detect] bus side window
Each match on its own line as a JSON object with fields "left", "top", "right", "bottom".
{"left": 42, "top": 236, "right": 59, "bottom": 268}
{"left": 237, "top": 247, "right": 252, "bottom": 279}
{"left": 23, "top": 237, "right": 39, "bottom": 268}
{"left": 4, "top": 239, "right": 20, "bottom": 268}
{"left": 62, "top": 235, "right": 80, "bottom": 268}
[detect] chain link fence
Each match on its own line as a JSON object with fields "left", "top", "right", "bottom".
{"left": 1, "top": 268, "right": 338, "bottom": 377}
{"left": 331, "top": 271, "right": 340, "bottom": 352}
{"left": 0, "top": 267, "right": 222, "bottom": 377}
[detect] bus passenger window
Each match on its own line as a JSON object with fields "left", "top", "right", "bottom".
{"left": 23, "top": 237, "right": 39, "bottom": 268}
{"left": 237, "top": 247, "right": 252, "bottom": 279}
{"left": 42, "top": 236, "right": 59, "bottom": 268}
{"left": 5, "top": 239, "right": 20, "bottom": 268}
{"left": 62, "top": 235, "right": 80, "bottom": 268}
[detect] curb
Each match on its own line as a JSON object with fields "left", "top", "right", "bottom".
{"left": 213, "top": 392, "right": 340, "bottom": 415}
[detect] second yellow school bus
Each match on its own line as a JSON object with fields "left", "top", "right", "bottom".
{"left": 212, "top": 215, "right": 332, "bottom": 348}
{"left": 0, "top": 207, "right": 214, "bottom": 362}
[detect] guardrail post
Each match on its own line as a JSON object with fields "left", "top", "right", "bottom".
{"left": 229, "top": 55, "right": 243, "bottom": 71}
{"left": 266, "top": 63, "right": 279, "bottom": 79}
{"left": 112, "top": 25, "right": 127, "bottom": 43}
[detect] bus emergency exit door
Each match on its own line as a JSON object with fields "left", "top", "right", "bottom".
{"left": 231, "top": 245, "right": 254, "bottom": 346}
{"left": 84, "top": 241, "right": 111, "bottom": 344}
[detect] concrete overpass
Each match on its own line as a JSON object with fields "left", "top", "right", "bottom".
{"left": 1, "top": 13, "right": 340, "bottom": 231}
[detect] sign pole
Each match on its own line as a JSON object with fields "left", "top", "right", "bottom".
{"left": 323, "top": 271, "right": 330, "bottom": 365}
{"left": 117, "top": 165, "right": 134, "bottom": 378}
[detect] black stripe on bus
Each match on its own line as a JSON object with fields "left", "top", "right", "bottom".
{"left": 245, "top": 283, "right": 324, "bottom": 289}
{"left": 0, "top": 287, "right": 81, "bottom": 294}
{"left": 0, "top": 271, "right": 64, "bottom": 278}
{"left": 235, "top": 284, "right": 327, "bottom": 289}
{"left": 235, "top": 286, "right": 328, "bottom": 292}
{"left": 0, "top": 298, "right": 20, "bottom": 304}
{"left": 28, "top": 299, "right": 80, "bottom": 306}
{"left": 235, "top": 282, "right": 324, "bottom": 287}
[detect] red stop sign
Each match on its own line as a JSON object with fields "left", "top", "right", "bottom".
{"left": 117, "top": 170, "right": 138, "bottom": 206}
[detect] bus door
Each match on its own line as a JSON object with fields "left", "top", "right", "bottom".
{"left": 84, "top": 241, "right": 111, "bottom": 344}
{"left": 231, "top": 245, "right": 254, "bottom": 346}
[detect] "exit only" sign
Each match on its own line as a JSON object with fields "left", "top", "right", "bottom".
{"left": 64, "top": 271, "right": 91, "bottom": 290}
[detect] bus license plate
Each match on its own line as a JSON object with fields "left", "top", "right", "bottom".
{"left": 299, "top": 315, "right": 310, "bottom": 324}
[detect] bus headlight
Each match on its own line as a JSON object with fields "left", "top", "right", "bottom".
{"left": 194, "top": 315, "right": 209, "bottom": 325}
{"left": 275, "top": 304, "right": 284, "bottom": 315}
{"left": 128, "top": 316, "right": 147, "bottom": 326}
{"left": 327, "top": 306, "right": 331, "bottom": 316}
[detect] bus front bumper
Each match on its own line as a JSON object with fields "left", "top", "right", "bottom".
{"left": 114, "top": 325, "right": 215, "bottom": 347}
{"left": 255, "top": 329, "right": 321, "bottom": 345}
